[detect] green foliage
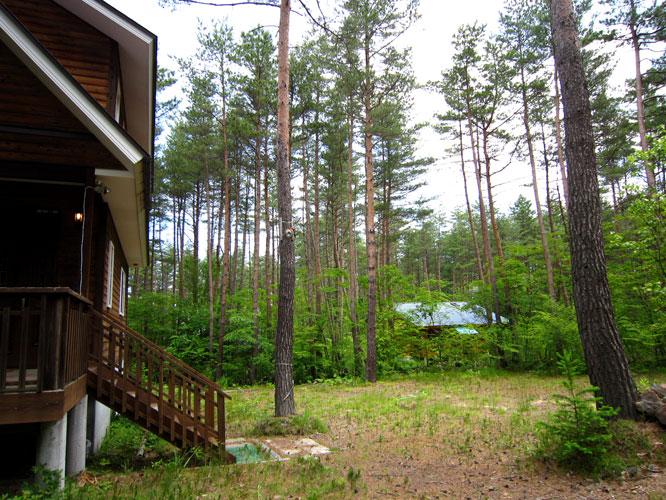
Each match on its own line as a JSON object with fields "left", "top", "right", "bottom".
{"left": 250, "top": 412, "right": 328, "bottom": 437}
{"left": 535, "top": 351, "right": 618, "bottom": 474}
{"left": 89, "top": 416, "right": 175, "bottom": 471}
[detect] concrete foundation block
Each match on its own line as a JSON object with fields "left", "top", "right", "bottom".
{"left": 66, "top": 395, "right": 88, "bottom": 477}
{"left": 36, "top": 415, "right": 67, "bottom": 489}
{"left": 87, "top": 398, "right": 111, "bottom": 455}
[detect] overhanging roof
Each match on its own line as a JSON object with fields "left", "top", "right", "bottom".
{"left": 54, "top": 0, "right": 157, "bottom": 157}
{"left": 0, "top": 2, "right": 153, "bottom": 266}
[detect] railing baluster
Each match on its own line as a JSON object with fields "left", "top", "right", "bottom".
{"left": 121, "top": 334, "right": 129, "bottom": 413}
{"left": 17, "top": 300, "right": 29, "bottom": 390}
{"left": 0, "top": 306, "right": 9, "bottom": 391}
{"left": 158, "top": 361, "right": 164, "bottom": 437}
{"left": 36, "top": 295, "right": 47, "bottom": 392}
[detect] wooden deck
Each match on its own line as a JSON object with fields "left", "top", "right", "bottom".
{"left": 0, "top": 288, "right": 233, "bottom": 461}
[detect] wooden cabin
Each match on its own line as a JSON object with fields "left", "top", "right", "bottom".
{"left": 0, "top": 0, "right": 231, "bottom": 486}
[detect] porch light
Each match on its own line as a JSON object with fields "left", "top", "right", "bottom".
{"left": 74, "top": 212, "right": 84, "bottom": 222}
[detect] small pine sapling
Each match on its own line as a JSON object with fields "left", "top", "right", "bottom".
{"left": 536, "top": 351, "right": 618, "bottom": 473}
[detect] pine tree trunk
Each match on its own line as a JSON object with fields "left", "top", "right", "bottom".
{"left": 192, "top": 180, "right": 201, "bottom": 305}
{"left": 467, "top": 115, "right": 499, "bottom": 322}
{"left": 347, "top": 109, "right": 363, "bottom": 377}
{"left": 541, "top": 123, "right": 570, "bottom": 306}
{"left": 519, "top": 63, "right": 556, "bottom": 300}
{"left": 302, "top": 123, "right": 315, "bottom": 316}
{"left": 553, "top": 67, "right": 570, "bottom": 208}
{"left": 217, "top": 72, "right": 231, "bottom": 379}
{"left": 550, "top": 0, "right": 637, "bottom": 418}
{"left": 204, "top": 156, "right": 215, "bottom": 359}
{"left": 363, "top": 39, "right": 378, "bottom": 383}
{"left": 458, "top": 121, "right": 485, "bottom": 282}
{"left": 312, "top": 96, "right": 323, "bottom": 318}
{"left": 264, "top": 136, "right": 272, "bottom": 331}
{"left": 275, "top": 0, "right": 296, "bottom": 416}
{"left": 231, "top": 150, "right": 240, "bottom": 294}
{"left": 628, "top": 0, "right": 656, "bottom": 188}
{"left": 251, "top": 126, "right": 262, "bottom": 384}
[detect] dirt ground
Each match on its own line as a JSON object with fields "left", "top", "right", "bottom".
{"left": 286, "top": 375, "right": 666, "bottom": 499}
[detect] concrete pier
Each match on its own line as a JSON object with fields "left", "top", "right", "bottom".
{"left": 36, "top": 415, "right": 67, "bottom": 489}
{"left": 66, "top": 395, "right": 88, "bottom": 477}
{"left": 87, "top": 398, "right": 111, "bottom": 455}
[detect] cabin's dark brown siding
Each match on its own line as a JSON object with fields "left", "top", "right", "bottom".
{"left": 1, "top": 0, "right": 115, "bottom": 112}
{"left": 0, "top": 44, "right": 86, "bottom": 134}
{"left": 0, "top": 44, "right": 123, "bottom": 170}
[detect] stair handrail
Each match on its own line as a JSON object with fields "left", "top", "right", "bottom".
{"left": 88, "top": 308, "right": 230, "bottom": 400}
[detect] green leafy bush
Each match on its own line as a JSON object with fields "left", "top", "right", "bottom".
{"left": 535, "top": 351, "right": 618, "bottom": 474}
{"left": 250, "top": 412, "right": 328, "bottom": 436}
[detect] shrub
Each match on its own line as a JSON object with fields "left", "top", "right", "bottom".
{"left": 250, "top": 412, "right": 328, "bottom": 436}
{"left": 535, "top": 351, "right": 618, "bottom": 474}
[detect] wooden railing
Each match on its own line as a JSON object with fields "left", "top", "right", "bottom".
{"left": 0, "top": 288, "right": 90, "bottom": 393}
{"left": 88, "top": 309, "right": 230, "bottom": 450}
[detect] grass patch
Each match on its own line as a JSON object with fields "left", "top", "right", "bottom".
{"left": 58, "top": 370, "right": 666, "bottom": 498}
{"left": 250, "top": 412, "right": 328, "bottom": 436}
{"left": 87, "top": 416, "right": 178, "bottom": 472}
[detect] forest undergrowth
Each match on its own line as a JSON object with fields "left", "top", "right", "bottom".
{"left": 47, "top": 370, "right": 666, "bottom": 499}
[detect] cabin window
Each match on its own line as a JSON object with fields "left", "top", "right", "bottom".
{"left": 106, "top": 241, "right": 114, "bottom": 309}
{"left": 114, "top": 79, "right": 122, "bottom": 123}
{"left": 119, "top": 267, "right": 126, "bottom": 316}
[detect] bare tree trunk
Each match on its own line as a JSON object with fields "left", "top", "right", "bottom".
{"left": 231, "top": 151, "right": 241, "bottom": 295}
{"left": 519, "top": 63, "right": 556, "bottom": 300}
{"left": 302, "top": 122, "right": 315, "bottom": 315}
{"left": 467, "top": 116, "right": 499, "bottom": 323}
{"left": 628, "top": 0, "right": 656, "bottom": 189}
{"left": 347, "top": 109, "right": 363, "bottom": 377}
{"left": 192, "top": 180, "right": 201, "bottom": 304}
{"left": 458, "top": 121, "right": 484, "bottom": 282}
{"left": 217, "top": 67, "right": 231, "bottom": 379}
{"left": 312, "top": 98, "right": 323, "bottom": 318}
{"left": 363, "top": 39, "right": 378, "bottom": 383}
{"left": 264, "top": 136, "right": 273, "bottom": 331}
{"left": 178, "top": 198, "right": 185, "bottom": 299}
{"left": 251, "top": 125, "right": 262, "bottom": 384}
{"left": 550, "top": 0, "right": 637, "bottom": 418}
{"left": 482, "top": 129, "right": 505, "bottom": 262}
{"left": 541, "top": 123, "right": 570, "bottom": 306}
{"left": 240, "top": 178, "right": 249, "bottom": 291}
{"left": 275, "top": 0, "right": 296, "bottom": 416}
{"left": 204, "top": 156, "right": 215, "bottom": 360}
{"left": 553, "top": 67, "right": 570, "bottom": 207}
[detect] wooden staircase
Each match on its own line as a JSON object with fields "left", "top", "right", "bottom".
{"left": 87, "top": 310, "right": 234, "bottom": 462}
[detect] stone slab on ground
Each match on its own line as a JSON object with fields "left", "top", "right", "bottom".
{"left": 263, "top": 437, "right": 331, "bottom": 459}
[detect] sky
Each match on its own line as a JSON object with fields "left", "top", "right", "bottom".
{"left": 106, "top": 0, "right": 637, "bottom": 223}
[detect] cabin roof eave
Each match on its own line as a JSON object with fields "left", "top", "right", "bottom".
{"left": 54, "top": 0, "right": 157, "bottom": 157}
{"left": 0, "top": 3, "right": 149, "bottom": 267}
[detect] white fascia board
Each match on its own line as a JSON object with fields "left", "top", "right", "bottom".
{"left": 97, "top": 168, "right": 147, "bottom": 267}
{"left": 54, "top": 0, "right": 156, "bottom": 156}
{"left": 0, "top": 8, "right": 145, "bottom": 170}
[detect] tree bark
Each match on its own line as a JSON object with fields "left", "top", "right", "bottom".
{"left": 550, "top": 0, "right": 637, "bottom": 418}
{"left": 363, "top": 37, "right": 378, "bottom": 383}
{"left": 347, "top": 109, "right": 363, "bottom": 377}
{"left": 274, "top": 0, "right": 296, "bottom": 416}
{"left": 458, "top": 121, "right": 484, "bottom": 283}
{"left": 217, "top": 64, "right": 231, "bottom": 379}
{"left": 553, "top": 67, "right": 570, "bottom": 207}
{"left": 628, "top": 0, "right": 656, "bottom": 188}
{"left": 264, "top": 135, "right": 272, "bottom": 331}
{"left": 250, "top": 120, "right": 262, "bottom": 383}
{"left": 204, "top": 155, "right": 215, "bottom": 360}
{"left": 519, "top": 61, "right": 556, "bottom": 300}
